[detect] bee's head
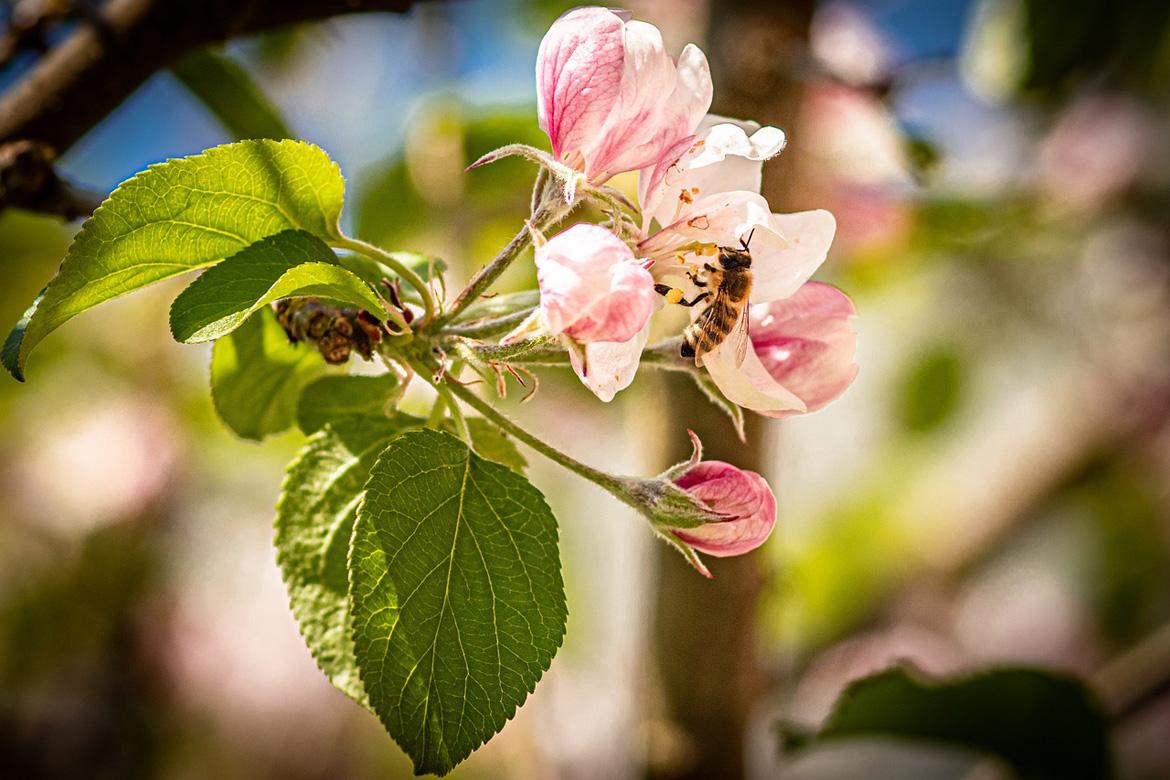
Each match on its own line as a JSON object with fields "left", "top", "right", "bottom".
{"left": 718, "top": 247, "right": 752, "bottom": 270}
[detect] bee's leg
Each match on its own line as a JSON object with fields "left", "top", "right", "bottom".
{"left": 654, "top": 283, "right": 686, "bottom": 305}
{"left": 677, "top": 291, "right": 712, "bottom": 308}
{"left": 685, "top": 270, "right": 708, "bottom": 287}
{"left": 680, "top": 341, "right": 696, "bottom": 358}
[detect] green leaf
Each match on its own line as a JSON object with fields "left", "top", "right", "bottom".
{"left": 350, "top": 429, "right": 566, "bottom": 775}
{"left": 210, "top": 309, "right": 326, "bottom": 440}
{"left": 170, "top": 230, "right": 384, "bottom": 343}
{"left": 171, "top": 49, "right": 294, "bottom": 140}
{"left": 275, "top": 414, "right": 417, "bottom": 706}
{"left": 779, "top": 665, "right": 1111, "bottom": 780}
{"left": 297, "top": 373, "right": 402, "bottom": 434}
{"left": 4, "top": 139, "right": 345, "bottom": 380}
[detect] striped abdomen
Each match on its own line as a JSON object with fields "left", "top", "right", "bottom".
{"left": 683, "top": 292, "right": 744, "bottom": 360}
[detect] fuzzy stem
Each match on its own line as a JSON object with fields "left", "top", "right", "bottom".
{"left": 333, "top": 234, "right": 436, "bottom": 325}
{"left": 443, "top": 378, "right": 635, "bottom": 502}
{"left": 439, "top": 383, "right": 471, "bottom": 443}
{"left": 442, "top": 307, "right": 537, "bottom": 339}
{"left": 458, "top": 336, "right": 558, "bottom": 363}
{"left": 438, "top": 201, "right": 568, "bottom": 326}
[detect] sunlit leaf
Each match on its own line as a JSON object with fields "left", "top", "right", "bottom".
{"left": 3, "top": 140, "right": 344, "bottom": 380}
{"left": 275, "top": 414, "right": 417, "bottom": 705}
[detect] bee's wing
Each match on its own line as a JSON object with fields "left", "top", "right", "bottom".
{"left": 727, "top": 305, "right": 751, "bottom": 368}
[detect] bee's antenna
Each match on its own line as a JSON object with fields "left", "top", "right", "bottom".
{"left": 741, "top": 227, "right": 757, "bottom": 251}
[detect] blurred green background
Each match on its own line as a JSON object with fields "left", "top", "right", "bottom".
{"left": 1, "top": 0, "right": 1169, "bottom": 778}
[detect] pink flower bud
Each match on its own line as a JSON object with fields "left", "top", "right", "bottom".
{"left": 536, "top": 7, "right": 712, "bottom": 183}
{"left": 670, "top": 461, "right": 777, "bottom": 557}
{"left": 536, "top": 223, "right": 654, "bottom": 344}
{"left": 751, "top": 282, "right": 859, "bottom": 414}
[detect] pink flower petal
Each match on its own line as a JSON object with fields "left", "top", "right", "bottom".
{"left": 671, "top": 461, "right": 777, "bottom": 556}
{"left": 751, "top": 282, "right": 859, "bottom": 414}
{"left": 702, "top": 338, "right": 807, "bottom": 415}
{"left": 536, "top": 223, "right": 654, "bottom": 344}
{"left": 640, "top": 115, "right": 786, "bottom": 228}
{"left": 537, "top": 7, "right": 626, "bottom": 163}
{"left": 536, "top": 8, "right": 712, "bottom": 183}
{"left": 749, "top": 209, "right": 837, "bottom": 303}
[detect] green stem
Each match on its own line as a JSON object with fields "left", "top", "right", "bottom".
{"left": 438, "top": 201, "right": 569, "bottom": 327}
{"left": 439, "top": 383, "right": 472, "bottom": 443}
{"left": 442, "top": 307, "right": 536, "bottom": 339}
{"left": 458, "top": 337, "right": 695, "bottom": 373}
{"left": 426, "top": 392, "right": 448, "bottom": 428}
{"left": 458, "top": 336, "right": 558, "bottom": 363}
{"left": 333, "top": 234, "right": 436, "bottom": 325}
{"left": 443, "top": 379, "right": 632, "bottom": 500}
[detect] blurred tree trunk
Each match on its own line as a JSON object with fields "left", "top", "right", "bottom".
{"left": 648, "top": 3, "right": 814, "bottom": 779}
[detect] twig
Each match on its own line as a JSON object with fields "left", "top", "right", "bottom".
{"left": 0, "top": 139, "right": 103, "bottom": 219}
{"left": 0, "top": 0, "right": 430, "bottom": 217}
{"left": 0, "top": 0, "right": 428, "bottom": 152}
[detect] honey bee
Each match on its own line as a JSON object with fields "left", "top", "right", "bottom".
{"left": 656, "top": 231, "right": 755, "bottom": 367}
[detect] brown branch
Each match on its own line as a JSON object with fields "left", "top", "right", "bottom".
{"left": 0, "top": 0, "right": 428, "bottom": 152}
{"left": 0, "top": 0, "right": 429, "bottom": 217}
{"left": 0, "top": 139, "right": 104, "bottom": 218}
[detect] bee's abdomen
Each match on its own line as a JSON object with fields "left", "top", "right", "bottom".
{"left": 682, "top": 298, "right": 738, "bottom": 355}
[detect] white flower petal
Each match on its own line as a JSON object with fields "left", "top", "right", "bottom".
{"left": 750, "top": 209, "right": 837, "bottom": 303}
{"left": 701, "top": 339, "right": 806, "bottom": 414}
{"left": 567, "top": 321, "right": 650, "bottom": 402}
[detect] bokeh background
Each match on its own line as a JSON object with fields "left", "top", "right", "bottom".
{"left": 1, "top": 0, "right": 1169, "bottom": 778}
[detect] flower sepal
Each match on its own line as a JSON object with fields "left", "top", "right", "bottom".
{"left": 657, "top": 428, "right": 705, "bottom": 481}
{"left": 618, "top": 473, "right": 733, "bottom": 531}
{"left": 469, "top": 143, "right": 584, "bottom": 208}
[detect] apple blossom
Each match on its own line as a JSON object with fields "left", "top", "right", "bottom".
{"left": 703, "top": 282, "right": 859, "bottom": 417}
{"left": 628, "top": 112, "right": 844, "bottom": 416}
{"left": 639, "top": 114, "right": 787, "bottom": 231}
{"left": 669, "top": 460, "right": 777, "bottom": 558}
{"left": 565, "top": 322, "right": 651, "bottom": 403}
{"left": 536, "top": 6, "right": 712, "bottom": 184}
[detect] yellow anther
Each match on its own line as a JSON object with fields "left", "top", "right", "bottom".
{"left": 665, "top": 288, "right": 684, "bottom": 305}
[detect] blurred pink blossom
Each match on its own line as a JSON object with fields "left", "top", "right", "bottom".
{"left": 670, "top": 460, "right": 777, "bottom": 557}
{"left": 1038, "top": 93, "right": 1149, "bottom": 212}
{"left": 537, "top": 6, "right": 712, "bottom": 183}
